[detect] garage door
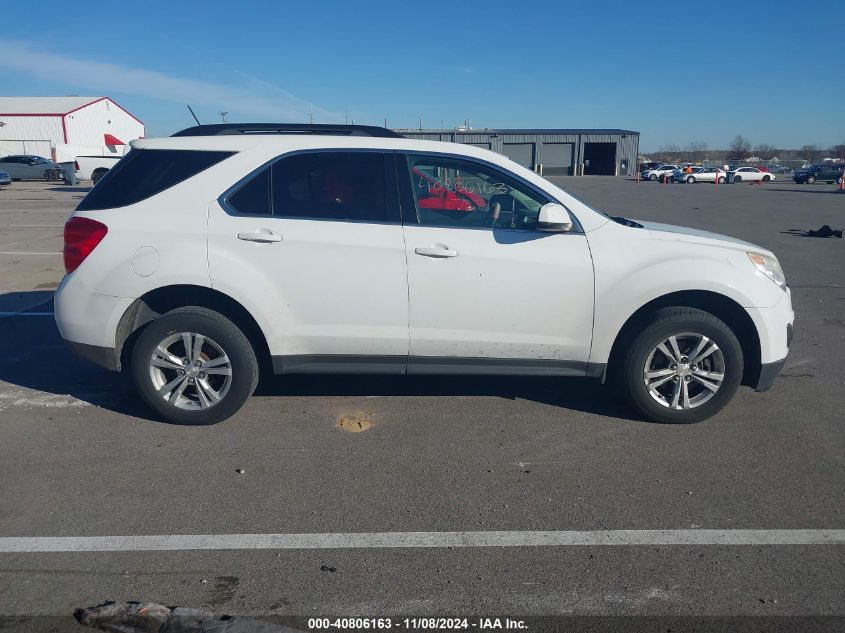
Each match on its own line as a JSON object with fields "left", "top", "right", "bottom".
{"left": 542, "top": 143, "right": 574, "bottom": 176}
{"left": 502, "top": 143, "right": 534, "bottom": 169}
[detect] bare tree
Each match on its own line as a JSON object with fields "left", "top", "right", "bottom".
{"left": 829, "top": 143, "right": 845, "bottom": 161}
{"left": 729, "top": 135, "right": 752, "bottom": 161}
{"left": 755, "top": 144, "right": 778, "bottom": 160}
{"left": 800, "top": 144, "right": 822, "bottom": 163}
{"left": 687, "top": 141, "right": 708, "bottom": 162}
{"left": 658, "top": 144, "right": 681, "bottom": 162}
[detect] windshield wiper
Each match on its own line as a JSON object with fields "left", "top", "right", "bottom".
{"left": 610, "top": 216, "right": 644, "bottom": 228}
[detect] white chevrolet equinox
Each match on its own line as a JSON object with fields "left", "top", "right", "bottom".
{"left": 55, "top": 124, "right": 794, "bottom": 425}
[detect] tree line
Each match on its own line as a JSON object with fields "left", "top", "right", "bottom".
{"left": 651, "top": 137, "right": 845, "bottom": 164}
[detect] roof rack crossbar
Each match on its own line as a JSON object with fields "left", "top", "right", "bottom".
{"left": 172, "top": 123, "right": 403, "bottom": 138}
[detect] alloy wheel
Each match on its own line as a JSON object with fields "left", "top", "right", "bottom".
{"left": 148, "top": 332, "right": 232, "bottom": 410}
{"left": 643, "top": 332, "right": 725, "bottom": 410}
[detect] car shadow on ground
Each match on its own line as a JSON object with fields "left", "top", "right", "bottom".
{"left": 763, "top": 188, "right": 844, "bottom": 195}
{"left": 0, "top": 291, "right": 644, "bottom": 425}
{"left": 47, "top": 186, "right": 92, "bottom": 193}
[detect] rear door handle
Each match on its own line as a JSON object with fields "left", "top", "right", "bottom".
{"left": 237, "top": 230, "right": 282, "bottom": 243}
{"left": 415, "top": 246, "right": 458, "bottom": 258}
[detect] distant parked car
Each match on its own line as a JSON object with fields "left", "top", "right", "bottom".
{"left": 74, "top": 155, "right": 122, "bottom": 182}
{"left": 792, "top": 163, "right": 845, "bottom": 184}
{"left": 0, "top": 154, "right": 63, "bottom": 180}
{"left": 730, "top": 167, "right": 773, "bottom": 183}
{"left": 677, "top": 167, "right": 727, "bottom": 184}
{"left": 0, "top": 169, "right": 11, "bottom": 187}
{"left": 642, "top": 164, "right": 679, "bottom": 181}
{"left": 639, "top": 161, "right": 662, "bottom": 172}
{"left": 769, "top": 165, "right": 792, "bottom": 174}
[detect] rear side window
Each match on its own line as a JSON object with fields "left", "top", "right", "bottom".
{"left": 272, "top": 152, "right": 388, "bottom": 222}
{"left": 227, "top": 167, "right": 271, "bottom": 215}
{"left": 77, "top": 149, "right": 234, "bottom": 211}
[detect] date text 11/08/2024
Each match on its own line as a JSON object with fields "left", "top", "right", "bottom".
{"left": 307, "top": 617, "right": 528, "bottom": 630}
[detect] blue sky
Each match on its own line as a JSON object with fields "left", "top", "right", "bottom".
{"left": 2, "top": 0, "right": 842, "bottom": 151}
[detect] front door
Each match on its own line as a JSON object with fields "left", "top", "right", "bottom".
{"left": 207, "top": 150, "right": 410, "bottom": 373}
{"left": 398, "top": 153, "right": 595, "bottom": 374}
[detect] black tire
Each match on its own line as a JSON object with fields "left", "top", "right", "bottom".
{"left": 91, "top": 169, "right": 107, "bottom": 185}
{"left": 620, "top": 307, "right": 743, "bottom": 424}
{"left": 718, "top": 176, "right": 726, "bottom": 184}
{"left": 807, "top": 175, "right": 816, "bottom": 184}
{"left": 762, "top": 175, "right": 771, "bottom": 182}
{"left": 826, "top": 181, "right": 833, "bottom": 185}
{"left": 687, "top": 176, "right": 695, "bottom": 184}
{"left": 649, "top": 174, "right": 657, "bottom": 181}
{"left": 734, "top": 176, "right": 742, "bottom": 183}
{"left": 130, "top": 307, "right": 258, "bottom": 424}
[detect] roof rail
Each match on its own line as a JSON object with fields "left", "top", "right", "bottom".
{"left": 171, "top": 123, "right": 404, "bottom": 138}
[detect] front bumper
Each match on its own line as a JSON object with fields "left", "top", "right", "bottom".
{"left": 747, "top": 291, "right": 794, "bottom": 391}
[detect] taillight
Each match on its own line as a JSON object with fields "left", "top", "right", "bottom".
{"left": 64, "top": 217, "right": 108, "bottom": 274}
{"left": 74, "top": 161, "right": 80, "bottom": 171}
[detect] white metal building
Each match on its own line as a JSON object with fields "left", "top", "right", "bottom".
{"left": 0, "top": 96, "right": 144, "bottom": 162}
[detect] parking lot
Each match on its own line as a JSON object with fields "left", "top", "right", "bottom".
{"left": 0, "top": 178, "right": 843, "bottom": 630}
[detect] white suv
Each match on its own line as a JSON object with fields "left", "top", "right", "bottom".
{"left": 55, "top": 124, "right": 794, "bottom": 425}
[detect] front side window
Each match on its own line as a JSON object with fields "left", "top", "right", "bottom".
{"left": 404, "top": 154, "right": 549, "bottom": 230}
{"left": 272, "top": 152, "right": 388, "bottom": 222}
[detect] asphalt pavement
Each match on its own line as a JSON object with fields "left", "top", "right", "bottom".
{"left": 0, "top": 179, "right": 842, "bottom": 632}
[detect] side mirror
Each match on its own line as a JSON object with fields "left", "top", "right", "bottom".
{"left": 536, "top": 203, "right": 573, "bottom": 232}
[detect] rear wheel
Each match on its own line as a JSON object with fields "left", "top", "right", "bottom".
{"left": 621, "top": 307, "right": 743, "bottom": 424}
{"left": 649, "top": 174, "right": 657, "bottom": 181}
{"left": 718, "top": 176, "right": 726, "bottom": 183}
{"left": 687, "top": 176, "right": 696, "bottom": 184}
{"left": 130, "top": 307, "right": 258, "bottom": 424}
{"left": 807, "top": 175, "right": 816, "bottom": 184}
{"left": 734, "top": 176, "right": 742, "bottom": 183}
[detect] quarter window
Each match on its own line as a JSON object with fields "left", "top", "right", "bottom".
{"left": 77, "top": 149, "right": 234, "bottom": 211}
{"left": 403, "top": 155, "right": 549, "bottom": 230}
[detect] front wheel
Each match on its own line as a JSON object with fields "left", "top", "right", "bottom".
{"left": 130, "top": 307, "right": 259, "bottom": 424}
{"left": 620, "top": 307, "right": 743, "bottom": 423}
{"left": 718, "top": 176, "right": 726, "bottom": 183}
{"left": 762, "top": 175, "right": 771, "bottom": 182}
{"left": 806, "top": 175, "right": 816, "bottom": 184}
{"left": 687, "top": 176, "right": 696, "bottom": 184}
{"left": 649, "top": 174, "right": 657, "bottom": 181}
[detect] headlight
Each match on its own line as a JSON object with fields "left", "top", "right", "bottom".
{"left": 747, "top": 252, "right": 787, "bottom": 291}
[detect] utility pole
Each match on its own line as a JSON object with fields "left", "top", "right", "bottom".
{"left": 419, "top": 114, "right": 423, "bottom": 130}
{"left": 309, "top": 104, "right": 313, "bottom": 124}
{"left": 384, "top": 116, "right": 388, "bottom": 128}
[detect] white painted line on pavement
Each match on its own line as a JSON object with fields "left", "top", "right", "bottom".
{"left": 1, "top": 530, "right": 843, "bottom": 553}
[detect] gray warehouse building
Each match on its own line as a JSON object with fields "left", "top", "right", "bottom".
{"left": 394, "top": 128, "right": 640, "bottom": 176}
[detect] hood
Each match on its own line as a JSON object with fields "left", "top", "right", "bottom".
{"left": 634, "top": 220, "right": 770, "bottom": 254}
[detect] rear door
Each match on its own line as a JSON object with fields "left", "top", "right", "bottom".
{"left": 207, "top": 150, "right": 410, "bottom": 373}
{"left": 398, "top": 152, "right": 595, "bottom": 373}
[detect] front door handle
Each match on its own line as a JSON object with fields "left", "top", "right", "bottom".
{"left": 415, "top": 246, "right": 458, "bottom": 258}
{"left": 237, "top": 230, "right": 282, "bottom": 243}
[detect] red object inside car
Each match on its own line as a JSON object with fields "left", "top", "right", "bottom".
{"left": 412, "top": 167, "right": 487, "bottom": 211}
